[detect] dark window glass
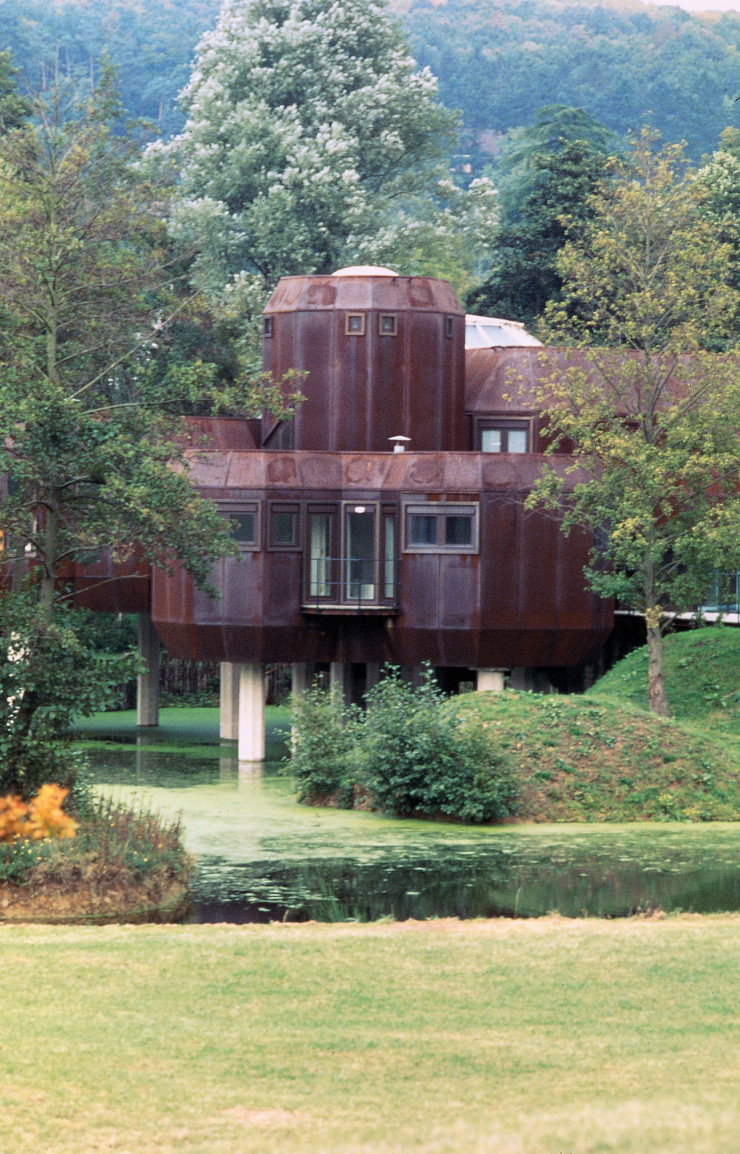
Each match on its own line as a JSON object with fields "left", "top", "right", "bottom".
{"left": 409, "top": 514, "right": 437, "bottom": 546}
{"left": 271, "top": 510, "right": 296, "bottom": 545}
{"left": 445, "top": 515, "right": 472, "bottom": 546}
{"left": 230, "top": 512, "right": 255, "bottom": 544}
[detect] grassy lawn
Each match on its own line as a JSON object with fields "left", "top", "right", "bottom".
{"left": 1, "top": 916, "right": 738, "bottom": 1154}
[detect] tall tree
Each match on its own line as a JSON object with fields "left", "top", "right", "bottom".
{"left": 468, "top": 112, "right": 614, "bottom": 325}
{"left": 0, "top": 73, "right": 296, "bottom": 795}
{"left": 155, "top": 0, "right": 496, "bottom": 298}
{"left": 530, "top": 132, "right": 740, "bottom": 717}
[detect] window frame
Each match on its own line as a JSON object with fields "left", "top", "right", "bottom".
{"left": 267, "top": 501, "right": 300, "bottom": 551}
{"left": 304, "top": 503, "right": 339, "bottom": 602}
{"left": 378, "top": 313, "right": 398, "bottom": 336}
{"left": 218, "top": 500, "right": 261, "bottom": 552}
{"left": 345, "top": 312, "right": 366, "bottom": 336}
{"left": 475, "top": 417, "right": 533, "bottom": 454}
{"left": 402, "top": 500, "right": 479, "bottom": 555}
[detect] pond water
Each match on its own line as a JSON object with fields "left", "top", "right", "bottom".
{"left": 80, "top": 710, "right": 740, "bottom": 923}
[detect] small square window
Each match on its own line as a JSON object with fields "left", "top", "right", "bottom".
{"left": 444, "top": 515, "right": 473, "bottom": 546}
{"left": 230, "top": 512, "right": 256, "bottom": 544}
{"left": 219, "top": 502, "right": 260, "bottom": 550}
{"left": 263, "top": 316, "right": 274, "bottom": 337}
{"left": 345, "top": 313, "right": 366, "bottom": 336}
{"left": 379, "top": 313, "right": 397, "bottom": 336}
{"left": 409, "top": 514, "right": 437, "bottom": 546}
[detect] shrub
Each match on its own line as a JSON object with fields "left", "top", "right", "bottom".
{"left": 0, "top": 594, "right": 138, "bottom": 800}
{"left": 289, "top": 668, "right": 518, "bottom": 824}
{"left": 289, "top": 686, "right": 359, "bottom": 805}
{"left": 360, "top": 668, "right": 518, "bottom": 823}
{"left": 0, "top": 784, "right": 78, "bottom": 843}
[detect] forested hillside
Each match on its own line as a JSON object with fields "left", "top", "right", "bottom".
{"left": 2, "top": 0, "right": 740, "bottom": 158}
{"left": 0, "top": 0, "right": 220, "bottom": 136}
{"left": 401, "top": 0, "right": 740, "bottom": 165}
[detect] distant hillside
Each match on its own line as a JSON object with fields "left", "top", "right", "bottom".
{"left": 2, "top": 0, "right": 740, "bottom": 157}
{"left": 0, "top": 0, "right": 220, "bottom": 136}
{"left": 398, "top": 0, "right": 740, "bottom": 166}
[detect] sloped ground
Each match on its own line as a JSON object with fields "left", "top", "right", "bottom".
{"left": 451, "top": 629, "right": 740, "bottom": 821}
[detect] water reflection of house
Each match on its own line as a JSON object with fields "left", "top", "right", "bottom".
{"left": 76, "top": 267, "right": 616, "bottom": 758}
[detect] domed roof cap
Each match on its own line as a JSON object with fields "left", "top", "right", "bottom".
{"left": 332, "top": 265, "right": 399, "bottom": 277}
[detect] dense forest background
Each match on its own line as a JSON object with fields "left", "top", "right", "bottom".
{"left": 3, "top": 0, "right": 740, "bottom": 162}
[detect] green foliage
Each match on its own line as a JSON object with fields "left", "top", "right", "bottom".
{"left": 289, "top": 668, "right": 518, "bottom": 823}
{"left": 0, "top": 791, "right": 187, "bottom": 887}
{"left": 289, "top": 686, "right": 359, "bottom": 805}
{"left": 158, "top": 0, "right": 496, "bottom": 296}
{"left": 468, "top": 110, "right": 615, "bottom": 324}
{"left": 404, "top": 0, "right": 740, "bottom": 168}
{"left": 0, "top": 594, "right": 138, "bottom": 799}
{"left": 530, "top": 131, "right": 740, "bottom": 714}
{"left": 360, "top": 669, "right": 517, "bottom": 823}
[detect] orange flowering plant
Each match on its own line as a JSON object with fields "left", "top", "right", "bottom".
{"left": 0, "top": 784, "right": 78, "bottom": 843}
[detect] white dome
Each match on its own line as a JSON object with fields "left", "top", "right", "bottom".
{"left": 332, "top": 265, "right": 399, "bottom": 277}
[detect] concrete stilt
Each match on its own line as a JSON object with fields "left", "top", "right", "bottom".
{"left": 237, "top": 662, "right": 265, "bottom": 762}
{"left": 476, "top": 668, "right": 506, "bottom": 693}
{"left": 290, "top": 662, "right": 310, "bottom": 747}
{"left": 136, "top": 613, "right": 160, "bottom": 727}
{"left": 365, "top": 662, "right": 381, "bottom": 694}
{"left": 291, "top": 663, "right": 310, "bottom": 699}
{"left": 330, "top": 661, "right": 352, "bottom": 706}
{"left": 219, "top": 662, "right": 240, "bottom": 740}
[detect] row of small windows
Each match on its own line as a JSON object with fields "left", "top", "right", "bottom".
{"left": 221, "top": 500, "right": 478, "bottom": 556}
{"left": 264, "top": 314, "right": 457, "bottom": 338}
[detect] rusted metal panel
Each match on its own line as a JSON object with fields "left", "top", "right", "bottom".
{"left": 263, "top": 274, "right": 466, "bottom": 453}
{"left": 73, "top": 551, "right": 150, "bottom": 613}
{"left": 154, "top": 447, "right": 612, "bottom": 671}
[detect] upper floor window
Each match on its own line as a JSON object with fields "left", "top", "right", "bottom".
{"left": 219, "top": 501, "right": 260, "bottom": 551}
{"left": 268, "top": 502, "right": 299, "bottom": 550}
{"left": 478, "top": 419, "right": 531, "bottom": 454}
{"left": 263, "top": 315, "right": 274, "bottom": 337}
{"left": 403, "top": 502, "right": 479, "bottom": 554}
{"left": 379, "top": 313, "right": 397, "bottom": 335}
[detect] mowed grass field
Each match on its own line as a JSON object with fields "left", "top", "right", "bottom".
{"left": 1, "top": 916, "right": 739, "bottom": 1154}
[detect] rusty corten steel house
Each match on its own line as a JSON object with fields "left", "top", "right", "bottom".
{"left": 118, "top": 266, "right": 613, "bottom": 691}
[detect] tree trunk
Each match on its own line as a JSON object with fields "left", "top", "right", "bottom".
{"left": 646, "top": 619, "right": 668, "bottom": 717}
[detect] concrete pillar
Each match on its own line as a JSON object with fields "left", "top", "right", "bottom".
{"left": 477, "top": 668, "right": 506, "bottom": 693}
{"left": 136, "top": 613, "right": 160, "bottom": 727}
{"left": 219, "top": 662, "right": 240, "bottom": 740}
{"left": 365, "top": 662, "right": 381, "bottom": 694}
{"left": 291, "top": 663, "right": 310, "bottom": 699}
{"left": 238, "top": 662, "right": 265, "bottom": 762}
{"left": 290, "top": 662, "right": 311, "bottom": 748}
{"left": 330, "top": 661, "right": 352, "bottom": 706}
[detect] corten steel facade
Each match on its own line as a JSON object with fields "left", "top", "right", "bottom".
{"left": 131, "top": 269, "right": 613, "bottom": 677}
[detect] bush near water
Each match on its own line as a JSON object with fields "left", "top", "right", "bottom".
{"left": 290, "top": 668, "right": 518, "bottom": 823}
{"left": 292, "top": 629, "right": 740, "bottom": 823}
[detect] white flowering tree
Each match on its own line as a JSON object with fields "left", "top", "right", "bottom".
{"left": 156, "top": 0, "right": 496, "bottom": 298}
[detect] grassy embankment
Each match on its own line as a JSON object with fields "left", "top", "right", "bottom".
{"left": 0, "top": 916, "right": 738, "bottom": 1154}
{"left": 448, "top": 626, "right": 740, "bottom": 822}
